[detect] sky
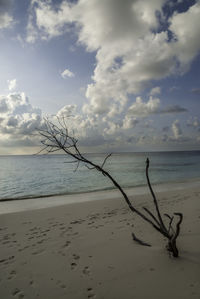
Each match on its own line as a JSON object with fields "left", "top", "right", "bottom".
{"left": 0, "top": 0, "right": 200, "bottom": 154}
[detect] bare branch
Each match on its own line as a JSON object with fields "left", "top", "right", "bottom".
{"left": 73, "top": 160, "right": 80, "bottom": 172}
{"left": 173, "top": 213, "right": 183, "bottom": 240}
{"left": 101, "top": 153, "right": 112, "bottom": 169}
{"left": 164, "top": 214, "right": 175, "bottom": 234}
{"left": 146, "top": 158, "right": 167, "bottom": 234}
{"left": 132, "top": 232, "right": 151, "bottom": 247}
{"left": 85, "top": 165, "right": 96, "bottom": 170}
{"left": 37, "top": 117, "right": 183, "bottom": 257}
{"left": 143, "top": 207, "right": 161, "bottom": 227}
{"left": 34, "top": 146, "right": 48, "bottom": 155}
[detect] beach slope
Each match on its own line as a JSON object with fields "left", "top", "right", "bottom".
{"left": 0, "top": 185, "right": 200, "bottom": 299}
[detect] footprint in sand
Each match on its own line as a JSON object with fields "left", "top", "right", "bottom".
{"left": 0, "top": 255, "right": 15, "bottom": 265}
{"left": 12, "top": 288, "right": 20, "bottom": 296}
{"left": 71, "top": 262, "right": 77, "bottom": 270}
{"left": 22, "top": 221, "right": 32, "bottom": 225}
{"left": 0, "top": 227, "right": 8, "bottom": 231}
{"left": 60, "top": 283, "right": 67, "bottom": 289}
{"left": 37, "top": 239, "right": 45, "bottom": 244}
{"left": 56, "top": 280, "right": 67, "bottom": 289}
{"left": 12, "top": 288, "right": 24, "bottom": 298}
{"left": 58, "top": 249, "right": 66, "bottom": 257}
{"left": 7, "top": 270, "right": 17, "bottom": 280}
{"left": 149, "top": 267, "right": 155, "bottom": 271}
{"left": 72, "top": 254, "right": 80, "bottom": 260}
{"left": 32, "top": 249, "right": 45, "bottom": 255}
{"left": 29, "top": 280, "right": 34, "bottom": 286}
{"left": 67, "top": 232, "right": 79, "bottom": 237}
{"left": 83, "top": 266, "right": 91, "bottom": 275}
{"left": 87, "top": 287, "right": 96, "bottom": 298}
{"left": 62, "top": 240, "right": 71, "bottom": 248}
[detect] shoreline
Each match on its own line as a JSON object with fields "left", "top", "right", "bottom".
{"left": 0, "top": 177, "right": 200, "bottom": 215}
{"left": 1, "top": 175, "right": 200, "bottom": 202}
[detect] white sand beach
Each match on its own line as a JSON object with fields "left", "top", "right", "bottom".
{"left": 0, "top": 183, "right": 200, "bottom": 299}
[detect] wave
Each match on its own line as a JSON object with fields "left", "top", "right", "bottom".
{"left": 0, "top": 182, "right": 149, "bottom": 202}
{"left": 1, "top": 175, "right": 200, "bottom": 202}
{"left": 153, "top": 162, "right": 197, "bottom": 167}
{"left": 1, "top": 152, "right": 200, "bottom": 202}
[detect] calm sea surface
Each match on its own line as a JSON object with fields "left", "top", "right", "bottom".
{"left": 0, "top": 151, "right": 200, "bottom": 201}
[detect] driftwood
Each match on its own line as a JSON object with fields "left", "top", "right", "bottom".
{"left": 145, "top": 158, "right": 183, "bottom": 257}
{"left": 38, "top": 117, "right": 183, "bottom": 257}
{"left": 131, "top": 233, "right": 151, "bottom": 247}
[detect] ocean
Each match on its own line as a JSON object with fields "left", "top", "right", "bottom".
{"left": 0, "top": 151, "right": 200, "bottom": 201}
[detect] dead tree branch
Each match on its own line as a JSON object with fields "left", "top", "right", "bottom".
{"left": 145, "top": 158, "right": 183, "bottom": 257}
{"left": 38, "top": 117, "right": 183, "bottom": 257}
{"left": 132, "top": 233, "right": 151, "bottom": 247}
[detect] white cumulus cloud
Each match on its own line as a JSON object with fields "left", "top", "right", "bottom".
{"left": 187, "top": 117, "right": 200, "bottom": 130}
{"left": 26, "top": 0, "right": 200, "bottom": 118}
{"left": 0, "top": 92, "right": 44, "bottom": 149}
{"left": 56, "top": 104, "right": 77, "bottom": 117}
{"left": 128, "top": 96, "right": 187, "bottom": 117}
{"left": 0, "top": 0, "right": 13, "bottom": 30}
{"left": 122, "top": 115, "right": 139, "bottom": 129}
{"left": 171, "top": 120, "right": 182, "bottom": 140}
{"left": 150, "top": 86, "right": 161, "bottom": 96}
{"left": 0, "top": 12, "right": 12, "bottom": 29}
{"left": 128, "top": 96, "right": 160, "bottom": 117}
{"left": 61, "top": 68, "right": 75, "bottom": 79}
{"left": 7, "top": 79, "right": 17, "bottom": 91}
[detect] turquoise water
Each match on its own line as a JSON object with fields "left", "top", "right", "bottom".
{"left": 0, "top": 151, "right": 200, "bottom": 200}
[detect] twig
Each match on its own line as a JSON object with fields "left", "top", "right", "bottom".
{"left": 173, "top": 213, "right": 183, "bottom": 240}
{"left": 101, "top": 153, "right": 112, "bottom": 169}
{"left": 146, "top": 158, "right": 167, "bottom": 233}
{"left": 132, "top": 233, "right": 151, "bottom": 247}
{"left": 164, "top": 213, "right": 175, "bottom": 234}
{"left": 143, "top": 207, "right": 161, "bottom": 227}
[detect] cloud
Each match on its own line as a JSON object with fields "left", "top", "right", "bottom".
{"left": 191, "top": 88, "right": 200, "bottom": 94}
{"left": 169, "top": 86, "right": 179, "bottom": 92}
{"left": 128, "top": 96, "right": 160, "bottom": 117}
{"left": 0, "top": 97, "right": 9, "bottom": 113}
{"left": 127, "top": 96, "right": 187, "bottom": 117}
{"left": 26, "top": 1, "right": 200, "bottom": 118}
{"left": 122, "top": 115, "right": 139, "bottom": 129}
{"left": 103, "top": 121, "right": 121, "bottom": 136}
{"left": 161, "top": 120, "right": 189, "bottom": 143}
{"left": 7, "top": 79, "right": 17, "bottom": 91}
{"left": 26, "top": 0, "right": 73, "bottom": 42}
{"left": 61, "top": 68, "right": 75, "bottom": 79}
{"left": 55, "top": 106, "right": 106, "bottom": 143}
{"left": 171, "top": 119, "right": 182, "bottom": 139}
{"left": 0, "top": 12, "right": 12, "bottom": 29}
{"left": 160, "top": 105, "right": 187, "bottom": 114}
{"left": 169, "top": 1, "right": 200, "bottom": 69}
{"left": 82, "top": 95, "right": 112, "bottom": 116}
{"left": 187, "top": 117, "right": 200, "bottom": 130}
{"left": 0, "top": 91, "right": 192, "bottom": 151}
{"left": 56, "top": 104, "right": 77, "bottom": 117}
{"left": 0, "top": 92, "right": 41, "bottom": 115}
{"left": 0, "top": 92, "right": 44, "bottom": 148}
{"left": 26, "top": 16, "right": 38, "bottom": 43}
{"left": 55, "top": 105, "right": 138, "bottom": 146}
{"left": 0, "top": 0, "right": 13, "bottom": 29}
{"left": 149, "top": 86, "right": 161, "bottom": 96}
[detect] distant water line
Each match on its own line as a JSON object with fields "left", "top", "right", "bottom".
{"left": 0, "top": 151, "right": 200, "bottom": 201}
